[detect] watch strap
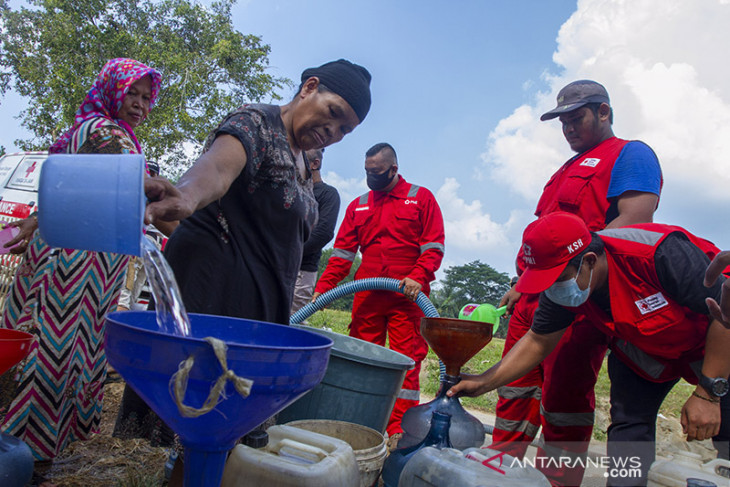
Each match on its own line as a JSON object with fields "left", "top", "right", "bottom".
{"left": 699, "top": 374, "right": 729, "bottom": 398}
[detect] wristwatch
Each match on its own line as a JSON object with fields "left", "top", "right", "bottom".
{"left": 699, "top": 374, "right": 730, "bottom": 398}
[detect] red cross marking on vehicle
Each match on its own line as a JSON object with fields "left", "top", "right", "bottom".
{"left": 25, "top": 161, "right": 37, "bottom": 178}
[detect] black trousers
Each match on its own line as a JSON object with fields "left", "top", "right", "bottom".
{"left": 606, "top": 352, "right": 730, "bottom": 487}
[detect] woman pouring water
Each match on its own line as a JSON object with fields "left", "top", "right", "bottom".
{"left": 0, "top": 58, "right": 162, "bottom": 469}
{"left": 114, "top": 60, "right": 372, "bottom": 451}
{"left": 143, "top": 59, "right": 371, "bottom": 324}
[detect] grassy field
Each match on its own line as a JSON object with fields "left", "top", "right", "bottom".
{"left": 305, "top": 308, "right": 694, "bottom": 441}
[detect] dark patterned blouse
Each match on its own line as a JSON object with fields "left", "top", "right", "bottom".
{"left": 163, "top": 104, "right": 317, "bottom": 324}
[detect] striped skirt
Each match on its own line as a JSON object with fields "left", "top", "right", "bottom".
{"left": 0, "top": 232, "right": 127, "bottom": 460}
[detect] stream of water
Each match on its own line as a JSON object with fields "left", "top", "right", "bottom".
{"left": 141, "top": 236, "right": 191, "bottom": 336}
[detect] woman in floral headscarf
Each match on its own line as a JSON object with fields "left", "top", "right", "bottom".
{"left": 0, "top": 58, "right": 162, "bottom": 462}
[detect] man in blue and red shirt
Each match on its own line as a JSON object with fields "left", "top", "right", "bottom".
{"left": 493, "top": 80, "right": 663, "bottom": 485}
{"left": 449, "top": 212, "right": 730, "bottom": 486}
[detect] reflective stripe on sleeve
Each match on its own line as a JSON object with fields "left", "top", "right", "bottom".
{"left": 420, "top": 242, "right": 445, "bottom": 254}
{"left": 407, "top": 185, "right": 420, "bottom": 197}
{"left": 331, "top": 248, "right": 356, "bottom": 262}
{"left": 358, "top": 193, "right": 369, "bottom": 205}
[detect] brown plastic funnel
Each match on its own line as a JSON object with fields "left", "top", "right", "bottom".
{"left": 0, "top": 329, "right": 34, "bottom": 376}
{"left": 420, "top": 317, "right": 492, "bottom": 377}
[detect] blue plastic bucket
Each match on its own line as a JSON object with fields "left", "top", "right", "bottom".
{"left": 38, "top": 154, "right": 145, "bottom": 256}
{"left": 104, "top": 311, "right": 333, "bottom": 487}
{"left": 277, "top": 325, "right": 415, "bottom": 434}
{"left": 0, "top": 433, "right": 34, "bottom": 487}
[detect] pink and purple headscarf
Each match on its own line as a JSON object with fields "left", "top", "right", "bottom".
{"left": 49, "top": 58, "right": 162, "bottom": 154}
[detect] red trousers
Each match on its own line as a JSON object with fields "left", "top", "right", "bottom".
{"left": 491, "top": 293, "right": 609, "bottom": 486}
{"left": 350, "top": 290, "right": 428, "bottom": 436}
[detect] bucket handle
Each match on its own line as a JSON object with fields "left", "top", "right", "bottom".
{"left": 271, "top": 438, "right": 329, "bottom": 463}
{"left": 170, "top": 336, "right": 254, "bottom": 418}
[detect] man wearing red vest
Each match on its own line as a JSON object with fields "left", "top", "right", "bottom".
{"left": 449, "top": 212, "right": 730, "bottom": 487}
{"left": 313, "top": 142, "right": 445, "bottom": 437}
{"left": 493, "top": 80, "right": 663, "bottom": 485}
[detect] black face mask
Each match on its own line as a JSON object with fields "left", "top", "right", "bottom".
{"left": 367, "top": 167, "right": 395, "bottom": 191}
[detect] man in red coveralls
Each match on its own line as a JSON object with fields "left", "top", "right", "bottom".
{"left": 493, "top": 80, "right": 663, "bottom": 485}
{"left": 313, "top": 142, "right": 445, "bottom": 437}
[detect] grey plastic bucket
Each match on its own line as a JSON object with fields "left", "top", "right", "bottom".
{"left": 286, "top": 419, "right": 387, "bottom": 487}
{"left": 277, "top": 325, "right": 415, "bottom": 434}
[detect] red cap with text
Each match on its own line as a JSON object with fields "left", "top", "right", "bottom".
{"left": 515, "top": 212, "right": 592, "bottom": 294}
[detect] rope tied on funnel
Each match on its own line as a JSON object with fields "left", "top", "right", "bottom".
{"left": 170, "top": 336, "right": 254, "bottom": 418}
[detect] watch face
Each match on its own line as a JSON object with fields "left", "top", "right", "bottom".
{"left": 712, "top": 379, "right": 730, "bottom": 397}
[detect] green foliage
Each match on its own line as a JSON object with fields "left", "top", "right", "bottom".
{"left": 430, "top": 260, "right": 510, "bottom": 318}
{"left": 0, "top": 0, "right": 290, "bottom": 179}
{"left": 304, "top": 308, "right": 350, "bottom": 334}
{"left": 317, "top": 247, "right": 361, "bottom": 312}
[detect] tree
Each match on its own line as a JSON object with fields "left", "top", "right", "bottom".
{"left": 430, "top": 260, "right": 510, "bottom": 319}
{"left": 317, "top": 247, "right": 361, "bottom": 312}
{"left": 0, "top": 0, "right": 289, "bottom": 179}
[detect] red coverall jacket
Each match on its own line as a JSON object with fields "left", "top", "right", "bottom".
{"left": 315, "top": 176, "right": 445, "bottom": 295}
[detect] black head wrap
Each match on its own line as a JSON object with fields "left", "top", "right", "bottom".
{"left": 301, "top": 59, "right": 372, "bottom": 123}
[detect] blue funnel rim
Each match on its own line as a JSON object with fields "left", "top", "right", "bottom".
{"left": 106, "top": 310, "right": 334, "bottom": 352}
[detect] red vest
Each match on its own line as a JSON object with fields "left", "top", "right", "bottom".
{"left": 578, "top": 224, "right": 720, "bottom": 383}
{"left": 535, "top": 137, "right": 630, "bottom": 231}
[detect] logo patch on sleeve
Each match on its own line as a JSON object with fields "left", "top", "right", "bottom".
{"left": 580, "top": 158, "right": 601, "bottom": 167}
{"left": 635, "top": 292, "right": 669, "bottom": 315}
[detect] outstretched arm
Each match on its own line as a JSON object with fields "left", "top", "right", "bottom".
{"left": 145, "top": 135, "right": 247, "bottom": 224}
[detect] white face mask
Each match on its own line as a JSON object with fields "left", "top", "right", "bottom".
{"left": 544, "top": 257, "right": 593, "bottom": 307}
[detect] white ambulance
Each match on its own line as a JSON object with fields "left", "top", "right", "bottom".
{"left": 0, "top": 151, "right": 46, "bottom": 219}
{"left": 0, "top": 151, "right": 48, "bottom": 309}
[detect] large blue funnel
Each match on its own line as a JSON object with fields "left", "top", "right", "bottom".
{"left": 104, "top": 311, "right": 333, "bottom": 487}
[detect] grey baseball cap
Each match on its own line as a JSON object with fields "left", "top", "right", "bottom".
{"left": 540, "top": 80, "right": 610, "bottom": 121}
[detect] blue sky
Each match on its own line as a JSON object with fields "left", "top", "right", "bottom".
{"left": 3, "top": 0, "right": 730, "bottom": 281}
{"left": 231, "top": 0, "right": 578, "bottom": 277}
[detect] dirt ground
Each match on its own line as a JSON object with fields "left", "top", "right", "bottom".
{"left": 37, "top": 382, "right": 168, "bottom": 487}
{"left": 34, "top": 381, "right": 719, "bottom": 486}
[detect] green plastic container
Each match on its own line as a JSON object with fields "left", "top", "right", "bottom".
{"left": 458, "top": 303, "right": 507, "bottom": 334}
{"left": 277, "top": 325, "right": 415, "bottom": 434}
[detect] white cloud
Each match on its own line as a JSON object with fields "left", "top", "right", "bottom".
{"left": 437, "top": 178, "right": 512, "bottom": 252}
{"left": 436, "top": 178, "right": 531, "bottom": 274}
{"left": 482, "top": 0, "right": 730, "bottom": 249}
{"left": 321, "top": 170, "right": 367, "bottom": 207}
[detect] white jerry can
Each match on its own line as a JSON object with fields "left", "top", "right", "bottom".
{"left": 220, "top": 424, "right": 360, "bottom": 487}
{"left": 647, "top": 450, "right": 730, "bottom": 487}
